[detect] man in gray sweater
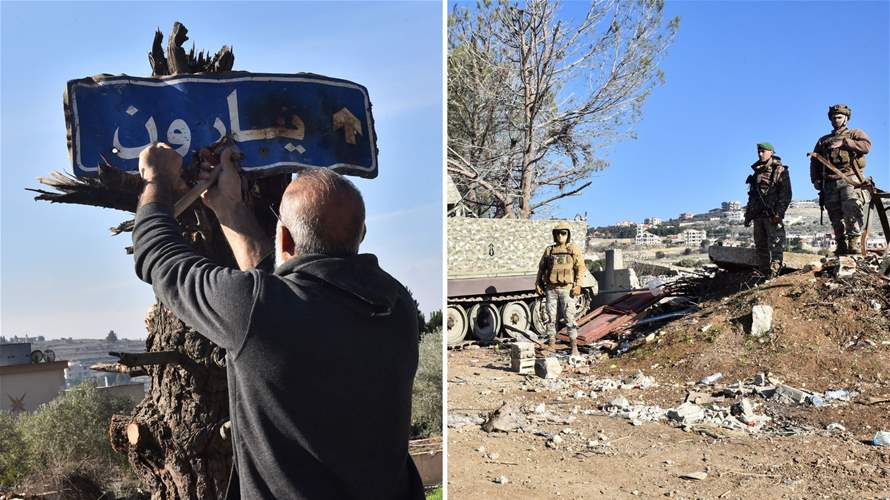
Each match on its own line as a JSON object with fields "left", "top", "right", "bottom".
{"left": 134, "top": 143, "right": 424, "bottom": 499}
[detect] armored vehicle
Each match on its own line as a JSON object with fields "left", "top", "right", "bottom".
{"left": 447, "top": 217, "right": 597, "bottom": 345}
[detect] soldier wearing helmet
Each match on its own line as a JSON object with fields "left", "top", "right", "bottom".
{"left": 744, "top": 142, "right": 792, "bottom": 278}
{"left": 535, "top": 221, "right": 586, "bottom": 356}
{"left": 810, "top": 104, "right": 872, "bottom": 255}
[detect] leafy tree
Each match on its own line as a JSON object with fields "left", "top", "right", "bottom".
{"left": 448, "top": 0, "right": 679, "bottom": 217}
{"left": 425, "top": 310, "right": 443, "bottom": 334}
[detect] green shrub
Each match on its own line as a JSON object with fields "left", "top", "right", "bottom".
{"left": 411, "top": 330, "right": 442, "bottom": 439}
{"left": 0, "top": 411, "right": 28, "bottom": 486}
{"left": 0, "top": 384, "right": 136, "bottom": 490}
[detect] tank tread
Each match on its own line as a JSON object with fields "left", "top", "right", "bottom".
{"left": 448, "top": 292, "right": 538, "bottom": 304}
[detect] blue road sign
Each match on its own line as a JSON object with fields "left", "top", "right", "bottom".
{"left": 65, "top": 73, "right": 378, "bottom": 178}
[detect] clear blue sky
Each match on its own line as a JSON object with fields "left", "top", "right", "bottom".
{"left": 553, "top": 1, "right": 890, "bottom": 226}
{"left": 1, "top": 1, "right": 443, "bottom": 339}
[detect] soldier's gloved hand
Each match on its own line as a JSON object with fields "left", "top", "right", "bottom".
{"left": 570, "top": 286, "right": 581, "bottom": 297}
{"left": 771, "top": 216, "right": 781, "bottom": 225}
{"left": 535, "top": 285, "right": 544, "bottom": 296}
{"left": 829, "top": 139, "right": 843, "bottom": 149}
{"left": 744, "top": 220, "right": 751, "bottom": 228}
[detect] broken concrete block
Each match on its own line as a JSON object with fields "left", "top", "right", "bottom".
{"left": 667, "top": 402, "right": 705, "bottom": 425}
{"left": 775, "top": 384, "right": 808, "bottom": 404}
{"left": 750, "top": 305, "right": 773, "bottom": 337}
{"left": 608, "top": 395, "right": 630, "bottom": 409}
{"left": 731, "top": 398, "right": 755, "bottom": 418}
{"left": 535, "top": 357, "right": 562, "bottom": 379}
{"left": 709, "top": 246, "right": 814, "bottom": 271}
{"left": 510, "top": 342, "right": 535, "bottom": 359}
{"left": 752, "top": 373, "right": 768, "bottom": 386}
{"left": 511, "top": 357, "right": 535, "bottom": 374}
{"left": 482, "top": 402, "right": 527, "bottom": 433}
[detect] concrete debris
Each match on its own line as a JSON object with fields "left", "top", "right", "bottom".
{"left": 750, "top": 304, "right": 773, "bottom": 337}
{"left": 824, "top": 389, "right": 850, "bottom": 401}
{"left": 667, "top": 402, "right": 705, "bottom": 425}
{"left": 752, "top": 373, "right": 768, "bottom": 386}
{"left": 547, "top": 435, "right": 564, "bottom": 448}
{"left": 621, "top": 370, "right": 656, "bottom": 389}
{"left": 448, "top": 413, "right": 484, "bottom": 428}
{"left": 589, "top": 378, "right": 621, "bottom": 392}
{"left": 608, "top": 395, "right": 630, "bottom": 409}
{"left": 686, "top": 390, "right": 719, "bottom": 405}
{"left": 482, "top": 403, "right": 527, "bottom": 433}
{"left": 731, "top": 398, "right": 755, "bottom": 418}
{"left": 873, "top": 431, "right": 890, "bottom": 447}
{"left": 510, "top": 342, "right": 536, "bottom": 374}
{"left": 698, "top": 373, "right": 722, "bottom": 385}
{"left": 679, "top": 471, "right": 708, "bottom": 481}
{"left": 568, "top": 355, "right": 587, "bottom": 368}
{"left": 533, "top": 403, "right": 547, "bottom": 414}
{"left": 574, "top": 390, "right": 587, "bottom": 399}
{"left": 535, "top": 357, "right": 562, "bottom": 379}
{"left": 826, "top": 423, "right": 846, "bottom": 432}
{"left": 775, "top": 384, "right": 809, "bottom": 404}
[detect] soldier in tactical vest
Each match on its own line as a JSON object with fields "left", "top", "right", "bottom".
{"left": 744, "top": 142, "right": 792, "bottom": 278}
{"left": 810, "top": 104, "right": 871, "bottom": 255}
{"left": 535, "top": 221, "right": 585, "bottom": 356}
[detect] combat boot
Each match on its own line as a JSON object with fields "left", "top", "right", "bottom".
{"left": 834, "top": 238, "right": 848, "bottom": 257}
{"left": 847, "top": 236, "right": 861, "bottom": 255}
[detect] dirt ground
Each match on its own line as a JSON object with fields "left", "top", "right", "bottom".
{"left": 447, "top": 264, "right": 890, "bottom": 499}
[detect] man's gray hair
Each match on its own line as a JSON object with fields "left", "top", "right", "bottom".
{"left": 279, "top": 168, "right": 365, "bottom": 256}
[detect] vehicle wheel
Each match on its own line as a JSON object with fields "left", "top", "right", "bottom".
{"left": 446, "top": 304, "right": 468, "bottom": 346}
{"left": 500, "top": 301, "right": 531, "bottom": 335}
{"left": 573, "top": 291, "right": 591, "bottom": 318}
{"left": 530, "top": 298, "right": 548, "bottom": 335}
{"left": 468, "top": 303, "right": 500, "bottom": 342}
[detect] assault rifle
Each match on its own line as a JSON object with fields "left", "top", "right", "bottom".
{"left": 808, "top": 151, "right": 890, "bottom": 256}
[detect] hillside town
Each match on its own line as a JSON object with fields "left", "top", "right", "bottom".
{"left": 587, "top": 199, "right": 887, "bottom": 270}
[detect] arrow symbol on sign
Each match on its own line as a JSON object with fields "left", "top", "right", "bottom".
{"left": 333, "top": 107, "right": 362, "bottom": 145}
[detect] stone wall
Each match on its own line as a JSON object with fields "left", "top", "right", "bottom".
{"left": 448, "top": 217, "right": 588, "bottom": 278}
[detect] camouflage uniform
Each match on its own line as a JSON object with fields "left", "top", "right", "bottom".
{"left": 745, "top": 152, "right": 792, "bottom": 277}
{"left": 536, "top": 222, "right": 585, "bottom": 342}
{"left": 810, "top": 104, "right": 871, "bottom": 254}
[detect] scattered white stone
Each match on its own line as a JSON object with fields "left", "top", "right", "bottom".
{"left": 536, "top": 357, "right": 562, "bottom": 379}
{"left": 495, "top": 475, "right": 509, "bottom": 485}
{"left": 750, "top": 305, "right": 773, "bottom": 337}
{"left": 826, "top": 423, "right": 846, "bottom": 432}
{"left": 667, "top": 402, "right": 705, "bottom": 425}
{"left": 608, "top": 395, "right": 630, "bottom": 409}
{"left": 679, "top": 471, "right": 708, "bottom": 481}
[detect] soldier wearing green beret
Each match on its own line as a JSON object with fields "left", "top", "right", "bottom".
{"left": 810, "top": 104, "right": 872, "bottom": 255}
{"left": 744, "top": 142, "right": 792, "bottom": 277}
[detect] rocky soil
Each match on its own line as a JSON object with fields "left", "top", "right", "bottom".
{"left": 447, "top": 256, "right": 890, "bottom": 499}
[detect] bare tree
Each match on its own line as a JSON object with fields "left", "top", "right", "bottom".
{"left": 448, "top": 0, "right": 679, "bottom": 218}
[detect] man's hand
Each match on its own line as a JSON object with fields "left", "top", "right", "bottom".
{"left": 535, "top": 284, "right": 544, "bottom": 296}
{"left": 139, "top": 143, "right": 187, "bottom": 190}
{"left": 138, "top": 143, "right": 188, "bottom": 208}
{"left": 199, "top": 147, "right": 244, "bottom": 216}
{"left": 829, "top": 139, "right": 844, "bottom": 149}
{"left": 570, "top": 285, "right": 581, "bottom": 298}
{"left": 771, "top": 216, "right": 781, "bottom": 225}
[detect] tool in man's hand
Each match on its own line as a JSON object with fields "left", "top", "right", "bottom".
{"left": 173, "top": 139, "right": 242, "bottom": 217}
